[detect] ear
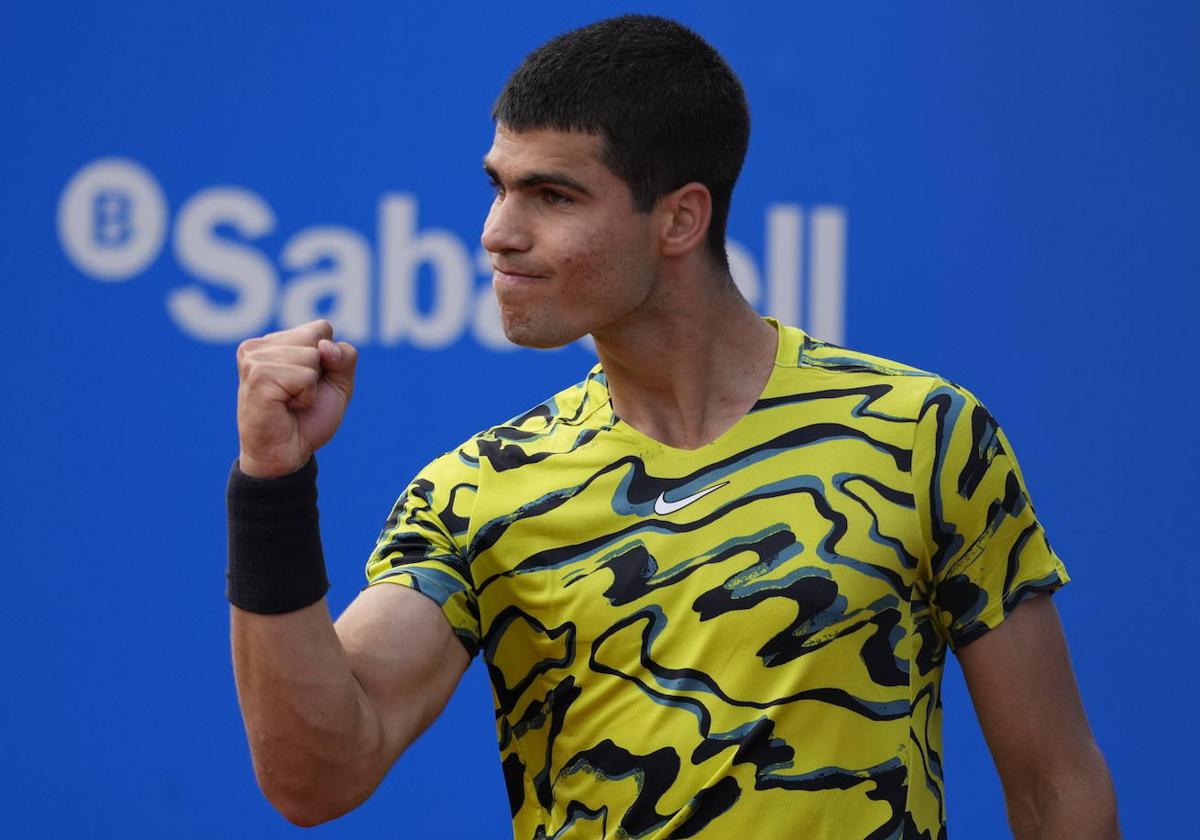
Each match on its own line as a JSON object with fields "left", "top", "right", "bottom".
{"left": 657, "top": 182, "right": 712, "bottom": 258}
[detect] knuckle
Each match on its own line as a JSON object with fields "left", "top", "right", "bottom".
{"left": 236, "top": 337, "right": 259, "bottom": 365}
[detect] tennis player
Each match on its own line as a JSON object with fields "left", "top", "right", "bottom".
{"left": 229, "top": 15, "right": 1118, "bottom": 838}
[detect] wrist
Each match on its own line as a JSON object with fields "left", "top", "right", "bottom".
{"left": 226, "top": 456, "right": 329, "bottom": 614}
{"left": 236, "top": 450, "right": 311, "bottom": 479}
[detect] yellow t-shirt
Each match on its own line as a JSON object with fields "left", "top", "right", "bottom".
{"left": 366, "top": 322, "right": 1068, "bottom": 839}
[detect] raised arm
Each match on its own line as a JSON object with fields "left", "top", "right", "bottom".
{"left": 957, "top": 595, "right": 1119, "bottom": 839}
{"left": 232, "top": 585, "right": 468, "bottom": 825}
{"left": 228, "top": 320, "right": 469, "bottom": 826}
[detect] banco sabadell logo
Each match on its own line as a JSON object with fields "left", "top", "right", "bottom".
{"left": 58, "top": 157, "right": 846, "bottom": 349}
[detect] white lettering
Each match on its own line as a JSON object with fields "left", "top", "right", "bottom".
{"left": 379, "top": 195, "right": 472, "bottom": 349}
{"left": 167, "top": 187, "right": 278, "bottom": 342}
{"left": 280, "top": 226, "right": 371, "bottom": 342}
{"left": 809, "top": 207, "right": 846, "bottom": 344}
{"left": 57, "top": 160, "right": 847, "bottom": 350}
{"left": 766, "top": 204, "right": 803, "bottom": 328}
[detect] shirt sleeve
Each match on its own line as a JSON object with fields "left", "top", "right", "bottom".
{"left": 365, "top": 442, "right": 482, "bottom": 658}
{"left": 913, "top": 379, "right": 1070, "bottom": 651}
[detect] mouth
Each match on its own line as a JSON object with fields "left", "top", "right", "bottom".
{"left": 493, "top": 267, "right": 547, "bottom": 285}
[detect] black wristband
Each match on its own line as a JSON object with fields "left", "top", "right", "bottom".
{"left": 226, "top": 457, "right": 330, "bottom": 614}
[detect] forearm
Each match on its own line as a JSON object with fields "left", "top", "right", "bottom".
{"left": 232, "top": 599, "right": 387, "bottom": 826}
{"left": 226, "top": 451, "right": 384, "bottom": 822}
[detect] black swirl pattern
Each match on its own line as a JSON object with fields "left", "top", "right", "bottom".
{"left": 366, "top": 323, "right": 1068, "bottom": 838}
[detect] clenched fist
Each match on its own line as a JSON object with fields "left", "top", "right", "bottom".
{"left": 236, "top": 320, "right": 359, "bottom": 478}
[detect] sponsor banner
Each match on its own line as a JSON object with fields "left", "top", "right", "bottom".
{"left": 58, "top": 157, "right": 847, "bottom": 346}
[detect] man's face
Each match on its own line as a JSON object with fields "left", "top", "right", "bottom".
{"left": 481, "top": 126, "right": 659, "bottom": 348}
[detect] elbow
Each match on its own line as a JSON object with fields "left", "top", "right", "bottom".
{"left": 276, "top": 802, "right": 334, "bottom": 829}
{"left": 253, "top": 754, "right": 381, "bottom": 828}
{"left": 1076, "top": 763, "right": 1120, "bottom": 837}
{"left": 256, "top": 773, "right": 339, "bottom": 827}
{"left": 1005, "top": 744, "right": 1120, "bottom": 839}
{"left": 278, "top": 803, "right": 348, "bottom": 830}
{"left": 245, "top": 708, "right": 408, "bottom": 827}
{"left": 259, "top": 775, "right": 365, "bottom": 828}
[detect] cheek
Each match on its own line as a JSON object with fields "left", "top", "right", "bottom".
{"left": 558, "top": 219, "right": 640, "bottom": 278}
{"left": 545, "top": 232, "right": 609, "bottom": 295}
{"left": 593, "top": 222, "right": 653, "bottom": 289}
{"left": 558, "top": 247, "right": 604, "bottom": 283}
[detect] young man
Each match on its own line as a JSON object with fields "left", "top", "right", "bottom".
{"left": 229, "top": 15, "right": 1118, "bottom": 839}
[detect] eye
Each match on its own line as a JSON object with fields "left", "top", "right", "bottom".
{"left": 487, "top": 178, "right": 505, "bottom": 200}
{"left": 541, "top": 188, "right": 573, "bottom": 205}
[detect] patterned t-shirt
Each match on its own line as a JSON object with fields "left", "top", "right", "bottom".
{"left": 365, "top": 321, "right": 1069, "bottom": 839}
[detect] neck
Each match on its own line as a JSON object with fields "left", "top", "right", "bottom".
{"left": 591, "top": 262, "right": 778, "bottom": 450}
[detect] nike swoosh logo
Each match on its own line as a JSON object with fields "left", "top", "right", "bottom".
{"left": 653, "top": 481, "right": 729, "bottom": 516}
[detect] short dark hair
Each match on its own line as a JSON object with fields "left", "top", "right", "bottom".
{"left": 493, "top": 15, "right": 750, "bottom": 270}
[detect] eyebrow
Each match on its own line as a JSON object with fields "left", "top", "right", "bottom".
{"left": 483, "top": 161, "right": 593, "bottom": 197}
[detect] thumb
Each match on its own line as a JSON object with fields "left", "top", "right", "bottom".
{"left": 318, "top": 339, "right": 358, "bottom": 396}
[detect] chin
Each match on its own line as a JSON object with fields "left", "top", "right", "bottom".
{"left": 501, "top": 317, "right": 585, "bottom": 350}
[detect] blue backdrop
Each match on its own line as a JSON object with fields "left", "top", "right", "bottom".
{"left": 2, "top": 2, "right": 1196, "bottom": 837}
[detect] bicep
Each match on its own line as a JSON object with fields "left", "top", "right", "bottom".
{"left": 334, "top": 583, "right": 471, "bottom": 763}
{"left": 958, "top": 594, "right": 1098, "bottom": 785}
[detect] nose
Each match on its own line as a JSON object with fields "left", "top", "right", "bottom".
{"left": 481, "top": 197, "right": 532, "bottom": 255}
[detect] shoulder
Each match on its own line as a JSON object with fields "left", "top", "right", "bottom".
{"left": 778, "top": 325, "right": 968, "bottom": 419}
{"left": 482, "top": 363, "right": 610, "bottom": 439}
{"left": 428, "top": 364, "right": 613, "bottom": 477}
{"left": 793, "top": 330, "right": 936, "bottom": 380}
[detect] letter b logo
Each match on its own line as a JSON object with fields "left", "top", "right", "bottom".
{"left": 58, "top": 158, "right": 168, "bottom": 281}
{"left": 92, "top": 190, "right": 134, "bottom": 247}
